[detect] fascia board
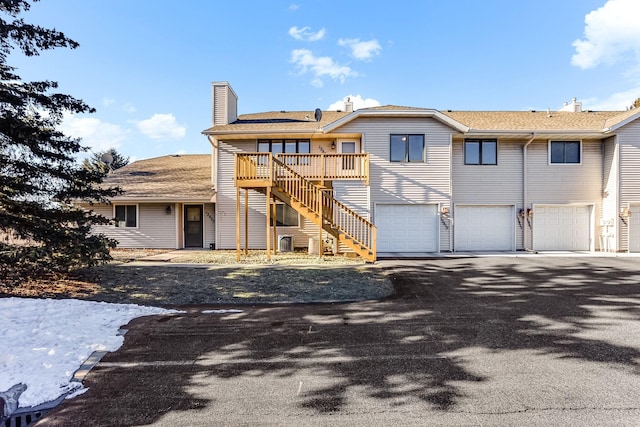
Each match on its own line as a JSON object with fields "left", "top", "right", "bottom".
{"left": 322, "top": 109, "right": 470, "bottom": 133}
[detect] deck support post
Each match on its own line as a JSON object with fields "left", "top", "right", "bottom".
{"left": 318, "top": 194, "right": 323, "bottom": 259}
{"left": 236, "top": 187, "right": 241, "bottom": 262}
{"left": 244, "top": 189, "right": 249, "bottom": 255}
{"left": 272, "top": 199, "right": 277, "bottom": 255}
{"left": 266, "top": 186, "right": 272, "bottom": 261}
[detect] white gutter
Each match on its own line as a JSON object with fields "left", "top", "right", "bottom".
{"left": 207, "top": 135, "right": 218, "bottom": 191}
{"left": 523, "top": 133, "right": 536, "bottom": 251}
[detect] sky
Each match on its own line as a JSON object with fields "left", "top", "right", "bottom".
{"left": 6, "top": 0, "right": 640, "bottom": 162}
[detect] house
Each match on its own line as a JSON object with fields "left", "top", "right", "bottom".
{"left": 93, "top": 82, "right": 640, "bottom": 258}
{"left": 88, "top": 154, "right": 215, "bottom": 249}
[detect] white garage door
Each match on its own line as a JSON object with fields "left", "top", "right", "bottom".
{"left": 376, "top": 204, "right": 438, "bottom": 252}
{"left": 533, "top": 205, "right": 591, "bottom": 251}
{"left": 455, "top": 205, "right": 514, "bottom": 251}
{"left": 629, "top": 205, "right": 640, "bottom": 252}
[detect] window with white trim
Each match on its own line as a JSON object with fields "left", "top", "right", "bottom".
{"left": 550, "top": 141, "right": 581, "bottom": 164}
{"left": 114, "top": 205, "right": 137, "bottom": 227}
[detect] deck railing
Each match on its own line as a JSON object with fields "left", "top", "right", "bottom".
{"left": 272, "top": 157, "right": 376, "bottom": 259}
{"left": 235, "top": 153, "right": 369, "bottom": 184}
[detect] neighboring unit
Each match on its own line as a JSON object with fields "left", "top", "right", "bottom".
{"left": 89, "top": 84, "right": 640, "bottom": 258}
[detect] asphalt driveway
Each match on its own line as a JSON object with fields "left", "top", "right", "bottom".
{"left": 39, "top": 256, "right": 640, "bottom": 426}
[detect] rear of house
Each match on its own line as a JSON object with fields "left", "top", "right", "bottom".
{"left": 87, "top": 81, "right": 640, "bottom": 257}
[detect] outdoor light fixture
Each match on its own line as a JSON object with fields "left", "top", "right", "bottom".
{"left": 527, "top": 208, "right": 534, "bottom": 218}
{"left": 331, "top": 141, "right": 336, "bottom": 150}
{"left": 441, "top": 207, "right": 449, "bottom": 215}
{"left": 166, "top": 205, "right": 172, "bottom": 215}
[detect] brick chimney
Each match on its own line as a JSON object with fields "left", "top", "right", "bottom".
{"left": 211, "top": 82, "right": 238, "bottom": 125}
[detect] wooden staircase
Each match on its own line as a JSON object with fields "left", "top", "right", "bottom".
{"left": 235, "top": 153, "right": 376, "bottom": 262}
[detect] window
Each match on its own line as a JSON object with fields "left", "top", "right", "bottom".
{"left": 275, "top": 204, "right": 299, "bottom": 227}
{"left": 114, "top": 205, "right": 137, "bottom": 227}
{"left": 550, "top": 141, "right": 580, "bottom": 164}
{"left": 390, "top": 134, "right": 425, "bottom": 162}
{"left": 258, "top": 139, "right": 310, "bottom": 154}
{"left": 464, "top": 139, "right": 497, "bottom": 165}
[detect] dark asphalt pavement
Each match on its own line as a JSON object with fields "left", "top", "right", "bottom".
{"left": 38, "top": 256, "right": 640, "bottom": 426}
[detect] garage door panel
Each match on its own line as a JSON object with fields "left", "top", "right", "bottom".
{"left": 455, "top": 205, "right": 514, "bottom": 251}
{"left": 533, "top": 205, "right": 591, "bottom": 251}
{"left": 376, "top": 204, "right": 438, "bottom": 252}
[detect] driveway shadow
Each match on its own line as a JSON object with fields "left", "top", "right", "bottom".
{"left": 40, "top": 257, "right": 640, "bottom": 425}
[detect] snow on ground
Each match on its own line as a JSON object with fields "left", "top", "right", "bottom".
{"left": 0, "top": 297, "right": 179, "bottom": 409}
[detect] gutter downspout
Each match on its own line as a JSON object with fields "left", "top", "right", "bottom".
{"left": 523, "top": 133, "right": 536, "bottom": 251}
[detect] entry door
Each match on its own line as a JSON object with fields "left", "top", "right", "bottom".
{"left": 340, "top": 141, "right": 357, "bottom": 174}
{"left": 185, "top": 205, "right": 203, "bottom": 248}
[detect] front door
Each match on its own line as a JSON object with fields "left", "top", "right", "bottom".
{"left": 185, "top": 205, "right": 203, "bottom": 248}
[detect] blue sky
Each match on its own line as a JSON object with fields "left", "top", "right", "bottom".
{"left": 8, "top": 0, "right": 640, "bottom": 161}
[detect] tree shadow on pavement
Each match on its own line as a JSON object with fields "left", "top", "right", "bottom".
{"left": 40, "top": 257, "right": 640, "bottom": 425}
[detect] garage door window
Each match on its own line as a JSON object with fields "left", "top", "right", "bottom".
{"left": 390, "top": 134, "right": 425, "bottom": 162}
{"left": 550, "top": 141, "right": 580, "bottom": 164}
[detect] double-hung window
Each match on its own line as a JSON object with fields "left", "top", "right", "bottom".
{"left": 464, "top": 139, "right": 497, "bottom": 165}
{"left": 114, "top": 205, "right": 137, "bottom": 227}
{"left": 390, "top": 134, "right": 425, "bottom": 162}
{"left": 550, "top": 141, "right": 580, "bottom": 164}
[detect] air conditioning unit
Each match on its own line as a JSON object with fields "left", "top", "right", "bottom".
{"left": 278, "top": 235, "right": 293, "bottom": 252}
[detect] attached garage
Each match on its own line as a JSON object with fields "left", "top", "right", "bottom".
{"left": 532, "top": 205, "right": 592, "bottom": 251}
{"left": 454, "top": 205, "right": 515, "bottom": 251}
{"left": 375, "top": 204, "right": 439, "bottom": 252}
{"left": 628, "top": 205, "right": 640, "bottom": 252}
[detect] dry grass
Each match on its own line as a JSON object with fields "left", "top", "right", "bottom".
{"left": 1, "top": 249, "right": 389, "bottom": 306}
{"left": 168, "top": 249, "right": 366, "bottom": 265}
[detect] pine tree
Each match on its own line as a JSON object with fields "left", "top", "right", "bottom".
{"left": 1, "top": 0, "right": 121, "bottom": 285}
{"left": 82, "top": 148, "right": 130, "bottom": 177}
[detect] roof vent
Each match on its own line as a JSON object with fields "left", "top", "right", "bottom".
{"left": 558, "top": 97, "right": 582, "bottom": 112}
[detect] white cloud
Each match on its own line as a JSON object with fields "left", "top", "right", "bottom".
{"left": 136, "top": 114, "right": 186, "bottom": 140}
{"left": 289, "top": 4, "right": 299, "bottom": 11}
{"left": 122, "top": 102, "right": 137, "bottom": 114}
{"left": 572, "top": 0, "right": 640, "bottom": 69}
{"left": 60, "top": 114, "right": 128, "bottom": 152}
{"left": 338, "top": 38, "right": 382, "bottom": 61}
{"left": 582, "top": 85, "right": 640, "bottom": 110}
{"left": 327, "top": 95, "right": 381, "bottom": 111}
{"left": 101, "top": 98, "right": 116, "bottom": 107}
{"left": 288, "top": 26, "right": 325, "bottom": 41}
{"left": 290, "top": 49, "right": 357, "bottom": 87}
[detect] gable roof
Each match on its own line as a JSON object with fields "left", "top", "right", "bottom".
{"left": 202, "top": 106, "right": 640, "bottom": 138}
{"left": 102, "top": 154, "right": 214, "bottom": 202}
{"left": 441, "top": 110, "right": 624, "bottom": 132}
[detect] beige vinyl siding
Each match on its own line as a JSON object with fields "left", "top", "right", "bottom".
{"left": 335, "top": 117, "right": 452, "bottom": 251}
{"left": 332, "top": 180, "right": 369, "bottom": 253}
{"left": 617, "top": 119, "right": 640, "bottom": 251}
{"left": 90, "top": 203, "right": 178, "bottom": 248}
{"left": 602, "top": 136, "right": 618, "bottom": 251}
{"left": 526, "top": 140, "right": 603, "bottom": 250}
{"left": 216, "top": 140, "right": 267, "bottom": 249}
{"left": 452, "top": 139, "right": 524, "bottom": 249}
{"left": 204, "top": 203, "right": 216, "bottom": 248}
